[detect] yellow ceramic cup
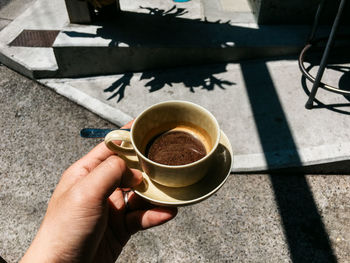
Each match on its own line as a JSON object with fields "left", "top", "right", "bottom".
{"left": 105, "top": 100, "right": 220, "bottom": 187}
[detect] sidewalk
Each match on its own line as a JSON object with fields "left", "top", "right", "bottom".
{"left": 1, "top": 0, "right": 350, "bottom": 172}
{"left": 1, "top": 64, "right": 350, "bottom": 262}
{"left": 1, "top": 0, "right": 350, "bottom": 262}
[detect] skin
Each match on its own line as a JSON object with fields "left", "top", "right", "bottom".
{"left": 20, "top": 121, "right": 177, "bottom": 263}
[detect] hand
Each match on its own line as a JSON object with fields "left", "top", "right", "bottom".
{"left": 20, "top": 121, "right": 177, "bottom": 263}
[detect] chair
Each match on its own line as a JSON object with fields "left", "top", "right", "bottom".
{"left": 298, "top": 0, "right": 348, "bottom": 109}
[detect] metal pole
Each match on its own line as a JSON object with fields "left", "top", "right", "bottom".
{"left": 305, "top": 0, "right": 347, "bottom": 109}
{"left": 308, "top": 0, "right": 326, "bottom": 42}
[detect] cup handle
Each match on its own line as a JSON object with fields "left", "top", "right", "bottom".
{"left": 104, "top": 130, "right": 140, "bottom": 169}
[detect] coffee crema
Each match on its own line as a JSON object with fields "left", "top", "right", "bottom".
{"left": 146, "top": 130, "right": 207, "bottom": 165}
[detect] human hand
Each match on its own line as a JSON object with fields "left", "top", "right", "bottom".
{"left": 20, "top": 121, "right": 177, "bottom": 263}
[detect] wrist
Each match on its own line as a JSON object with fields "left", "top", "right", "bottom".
{"left": 20, "top": 225, "right": 67, "bottom": 263}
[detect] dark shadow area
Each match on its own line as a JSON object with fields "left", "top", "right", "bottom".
{"left": 103, "top": 64, "right": 235, "bottom": 102}
{"left": 58, "top": 5, "right": 306, "bottom": 89}
{"left": 62, "top": 5, "right": 302, "bottom": 49}
{"left": 62, "top": 6, "right": 240, "bottom": 47}
{"left": 338, "top": 66, "right": 350, "bottom": 101}
{"left": 236, "top": 159, "right": 350, "bottom": 175}
{"left": 241, "top": 60, "right": 337, "bottom": 262}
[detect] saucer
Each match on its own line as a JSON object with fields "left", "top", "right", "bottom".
{"left": 134, "top": 130, "right": 233, "bottom": 206}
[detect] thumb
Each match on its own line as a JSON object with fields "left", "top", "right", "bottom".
{"left": 80, "top": 155, "right": 142, "bottom": 200}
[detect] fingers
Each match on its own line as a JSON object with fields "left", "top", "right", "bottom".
{"left": 124, "top": 191, "right": 155, "bottom": 211}
{"left": 78, "top": 142, "right": 115, "bottom": 173}
{"left": 107, "top": 190, "right": 172, "bottom": 247}
{"left": 107, "top": 190, "right": 177, "bottom": 239}
{"left": 125, "top": 207, "right": 178, "bottom": 235}
{"left": 76, "top": 120, "right": 134, "bottom": 174}
{"left": 108, "top": 190, "right": 131, "bottom": 246}
{"left": 67, "top": 120, "right": 134, "bottom": 176}
{"left": 76, "top": 119, "right": 134, "bottom": 173}
{"left": 57, "top": 121, "right": 135, "bottom": 195}
{"left": 108, "top": 191, "right": 157, "bottom": 215}
{"left": 108, "top": 190, "right": 153, "bottom": 214}
{"left": 80, "top": 155, "right": 142, "bottom": 200}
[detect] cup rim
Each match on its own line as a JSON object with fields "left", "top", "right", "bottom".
{"left": 130, "top": 100, "right": 220, "bottom": 169}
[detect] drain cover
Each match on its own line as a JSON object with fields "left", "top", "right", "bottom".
{"left": 10, "top": 30, "right": 60, "bottom": 47}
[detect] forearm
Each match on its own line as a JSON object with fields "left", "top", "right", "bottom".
{"left": 20, "top": 221, "right": 72, "bottom": 263}
{"left": 20, "top": 237, "right": 60, "bottom": 263}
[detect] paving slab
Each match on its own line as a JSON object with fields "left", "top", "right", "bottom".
{"left": 40, "top": 57, "right": 350, "bottom": 172}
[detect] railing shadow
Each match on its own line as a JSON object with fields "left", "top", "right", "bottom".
{"left": 241, "top": 60, "right": 337, "bottom": 262}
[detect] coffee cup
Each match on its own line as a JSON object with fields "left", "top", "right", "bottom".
{"left": 104, "top": 100, "right": 220, "bottom": 187}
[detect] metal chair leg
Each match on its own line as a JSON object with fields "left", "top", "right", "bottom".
{"left": 305, "top": 0, "right": 347, "bottom": 109}
{"left": 308, "top": 0, "right": 326, "bottom": 42}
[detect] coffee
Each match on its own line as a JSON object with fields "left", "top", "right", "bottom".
{"left": 141, "top": 122, "right": 211, "bottom": 166}
{"left": 146, "top": 131, "right": 207, "bottom": 165}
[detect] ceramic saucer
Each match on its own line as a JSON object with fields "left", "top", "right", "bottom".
{"left": 134, "top": 130, "right": 233, "bottom": 206}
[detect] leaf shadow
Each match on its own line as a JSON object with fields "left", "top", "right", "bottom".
{"left": 104, "top": 64, "right": 236, "bottom": 102}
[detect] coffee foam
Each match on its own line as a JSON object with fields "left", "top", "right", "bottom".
{"left": 140, "top": 122, "right": 212, "bottom": 156}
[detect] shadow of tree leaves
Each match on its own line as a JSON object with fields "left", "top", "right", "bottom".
{"left": 139, "top": 5, "right": 188, "bottom": 18}
{"left": 104, "top": 72, "right": 133, "bottom": 102}
{"left": 104, "top": 64, "right": 235, "bottom": 102}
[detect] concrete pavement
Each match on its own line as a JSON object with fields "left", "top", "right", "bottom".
{"left": 1, "top": 64, "right": 350, "bottom": 262}
{"left": 1, "top": 0, "right": 350, "bottom": 262}
{"left": 1, "top": 0, "right": 350, "bottom": 172}
{"left": 0, "top": 0, "right": 34, "bottom": 32}
{"left": 39, "top": 57, "right": 350, "bottom": 172}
